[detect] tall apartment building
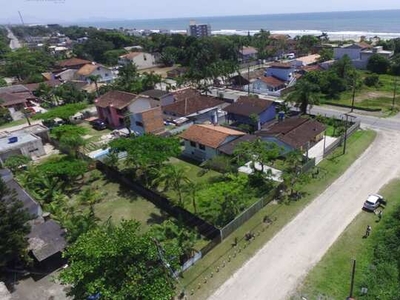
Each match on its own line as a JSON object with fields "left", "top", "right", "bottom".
{"left": 188, "top": 21, "right": 211, "bottom": 38}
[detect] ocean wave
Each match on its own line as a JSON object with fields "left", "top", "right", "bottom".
{"left": 211, "top": 29, "right": 400, "bottom": 40}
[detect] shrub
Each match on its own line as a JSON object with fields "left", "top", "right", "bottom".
{"left": 364, "top": 74, "right": 380, "bottom": 87}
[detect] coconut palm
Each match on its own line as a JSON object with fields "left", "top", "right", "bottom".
{"left": 153, "top": 165, "right": 191, "bottom": 207}
{"left": 183, "top": 181, "right": 199, "bottom": 214}
{"left": 87, "top": 74, "right": 102, "bottom": 97}
{"left": 286, "top": 79, "right": 320, "bottom": 114}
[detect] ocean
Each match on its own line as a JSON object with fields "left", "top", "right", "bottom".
{"left": 70, "top": 10, "right": 400, "bottom": 40}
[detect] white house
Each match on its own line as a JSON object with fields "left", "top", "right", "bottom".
{"left": 245, "top": 76, "right": 286, "bottom": 96}
{"left": 75, "top": 63, "right": 114, "bottom": 83}
{"left": 290, "top": 54, "right": 321, "bottom": 68}
{"left": 118, "top": 52, "right": 159, "bottom": 70}
{"left": 180, "top": 124, "right": 245, "bottom": 161}
{"left": 334, "top": 43, "right": 394, "bottom": 69}
{"left": 265, "top": 63, "right": 295, "bottom": 82}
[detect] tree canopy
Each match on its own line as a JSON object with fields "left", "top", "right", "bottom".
{"left": 367, "top": 54, "right": 391, "bottom": 74}
{"left": 33, "top": 103, "right": 87, "bottom": 121}
{"left": 0, "top": 178, "right": 31, "bottom": 269}
{"left": 59, "top": 220, "right": 180, "bottom": 300}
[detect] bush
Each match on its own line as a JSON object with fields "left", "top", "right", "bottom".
{"left": 3, "top": 155, "right": 31, "bottom": 173}
{"left": 201, "top": 155, "right": 235, "bottom": 174}
{"left": 364, "top": 74, "right": 380, "bottom": 87}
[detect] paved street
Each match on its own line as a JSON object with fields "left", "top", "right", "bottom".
{"left": 6, "top": 27, "right": 22, "bottom": 50}
{"left": 210, "top": 128, "right": 400, "bottom": 300}
{"left": 310, "top": 105, "right": 400, "bottom": 131}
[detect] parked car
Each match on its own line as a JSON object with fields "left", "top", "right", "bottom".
{"left": 90, "top": 119, "right": 107, "bottom": 130}
{"left": 42, "top": 117, "right": 66, "bottom": 129}
{"left": 363, "top": 194, "right": 386, "bottom": 211}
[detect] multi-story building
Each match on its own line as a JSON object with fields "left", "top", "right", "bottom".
{"left": 188, "top": 21, "right": 211, "bottom": 38}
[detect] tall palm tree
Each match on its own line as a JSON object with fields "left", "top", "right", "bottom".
{"left": 87, "top": 74, "right": 102, "bottom": 98}
{"left": 286, "top": 79, "right": 320, "bottom": 114}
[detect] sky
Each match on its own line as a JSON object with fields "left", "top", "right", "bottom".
{"left": 1, "top": 0, "right": 400, "bottom": 24}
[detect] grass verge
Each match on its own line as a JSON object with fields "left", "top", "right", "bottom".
{"left": 180, "top": 129, "right": 376, "bottom": 300}
{"left": 297, "top": 179, "right": 400, "bottom": 299}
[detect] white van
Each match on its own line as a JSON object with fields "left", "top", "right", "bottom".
{"left": 286, "top": 53, "right": 295, "bottom": 59}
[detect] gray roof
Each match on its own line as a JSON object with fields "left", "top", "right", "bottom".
{"left": 28, "top": 220, "right": 67, "bottom": 262}
{"left": 0, "top": 85, "right": 29, "bottom": 94}
{"left": 5, "top": 179, "right": 42, "bottom": 218}
{"left": 140, "top": 89, "right": 171, "bottom": 100}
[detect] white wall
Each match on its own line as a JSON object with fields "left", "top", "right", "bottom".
{"left": 265, "top": 68, "right": 294, "bottom": 81}
{"left": 333, "top": 48, "right": 361, "bottom": 60}
{"left": 128, "top": 97, "right": 154, "bottom": 113}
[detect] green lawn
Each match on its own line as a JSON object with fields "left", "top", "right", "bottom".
{"left": 297, "top": 179, "right": 400, "bottom": 300}
{"left": 321, "top": 71, "right": 400, "bottom": 114}
{"left": 180, "top": 129, "right": 376, "bottom": 300}
{"left": 169, "top": 157, "right": 222, "bottom": 184}
{"left": 0, "top": 118, "right": 29, "bottom": 130}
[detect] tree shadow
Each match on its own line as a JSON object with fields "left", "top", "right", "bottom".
{"left": 146, "top": 211, "right": 169, "bottom": 226}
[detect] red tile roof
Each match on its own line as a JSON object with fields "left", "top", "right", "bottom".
{"left": 223, "top": 96, "right": 275, "bottom": 117}
{"left": 260, "top": 76, "right": 286, "bottom": 87}
{"left": 180, "top": 124, "right": 245, "bottom": 149}
{"left": 95, "top": 90, "right": 138, "bottom": 110}
{"left": 0, "top": 92, "right": 28, "bottom": 106}
{"left": 57, "top": 58, "right": 92, "bottom": 68}
{"left": 269, "top": 63, "right": 293, "bottom": 69}
{"left": 164, "top": 89, "right": 225, "bottom": 117}
{"left": 258, "top": 117, "right": 326, "bottom": 149}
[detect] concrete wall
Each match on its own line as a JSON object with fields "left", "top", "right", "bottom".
{"left": 333, "top": 48, "right": 360, "bottom": 60}
{"left": 160, "top": 94, "right": 175, "bottom": 106}
{"left": 182, "top": 140, "right": 217, "bottom": 161}
{"left": 77, "top": 66, "right": 113, "bottom": 83}
{"left": 119, "top": 53, "right": 158, "bottom": 70}
{"left": 128, "top": 97, "right": 154, "bottom": 113}
{"left": 265, "top": 67, "right": 294, "bottom": 81}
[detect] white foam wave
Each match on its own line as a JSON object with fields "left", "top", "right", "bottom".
{"left": 211, "top": 29, "right": 400, "bottom": 40}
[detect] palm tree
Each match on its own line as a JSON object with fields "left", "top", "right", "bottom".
{"left": 286, "top": 79, "right": 320, "bottom": 114}
{"left": 87, "top": 74, "right": 102, "bottom": 98}
{"left": 153, "top": 165, "right": 191, "bottom": 207}
{"left": 184, "top": 181, "right": 198, "bottom": 214}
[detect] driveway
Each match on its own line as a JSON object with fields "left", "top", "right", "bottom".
{"left": 209, "top": 129, "right": 400, "bottom": 300}
{"left": 307, "top": 135, "right": 338, "bottom": 165}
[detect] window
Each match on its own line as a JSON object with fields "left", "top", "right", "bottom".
{"left": 190, "top": 141, "right": 196, "bottom": 147}
{"left": 143, "top": 54, "right": 147, "bottom": 61}
{"left": 135, "top": 121, "right": 144, "bottom": 127}
{"left": 105, "top": 73, "right": 109, "bottom": 77}
{"left": 199, "top": 144, "right": 205, "bottom": 150}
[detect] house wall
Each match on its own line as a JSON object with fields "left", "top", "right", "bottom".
{"left": 78, "top": 66, "right": 113, "bottom": 83}
{"left": 160, "top": 94, "right": 175, "bottom": 106}
{"left": 132, "top": 53, "right": 158, "bottom": 70}
{"left": 0, "top": 138, "right": 45, "bottom": 163}
{"left": 130, "top": 113, "right": 145, "bottom": 135}
{"left": 258, "top": 136, "right": 294, "bottom": 154}
{"left": 128, "top": 97, "right": 154, "bottom": 113}
{"left": 333, "top": 47, "right": 361, "bottom": 60}
{"left": 227, "top": 105, "right": 276, "bottom": 130}
{"left": 182, "top": 140, "right": 217, "bottom": 161}
{"left": 265, "top": 67, "right": 294, "bottom": 81}
{"left": 247, "top": 80, "right": 285, "bottom": 95}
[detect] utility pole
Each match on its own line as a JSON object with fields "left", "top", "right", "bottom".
{"left": 348, "top": 259, "right": 356, "bottom": 299}
{"left": 350, "top": 78, "right": 356, "bottom": 112}
{"left": 342, "top": 114, "right": 350, "bottom": 155}
{"left": 392, "top": 78, "right": 398, "bottom": 110}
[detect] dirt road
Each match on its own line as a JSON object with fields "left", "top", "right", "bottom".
{"left": 209, "top": 129, "right": 400, "bottom": 300}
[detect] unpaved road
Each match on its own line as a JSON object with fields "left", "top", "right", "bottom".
{"left": 209, "top": 129, "right": 400, "bottom": 300}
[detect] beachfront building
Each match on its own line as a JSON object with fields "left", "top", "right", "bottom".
{"left": 188, "top": 21, "right": 211, "bottom": 38}
{"left": 118, "top": 52, "right": 159, "bottom": 70}
{"left": 333, "top": 43, "right": 394, "bottom": 69}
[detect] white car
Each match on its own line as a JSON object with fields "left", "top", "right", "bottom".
{"left": 363, "top": 194, "right": 386, "bottom": 211}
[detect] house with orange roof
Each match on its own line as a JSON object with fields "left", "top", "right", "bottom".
{"left": 74, "top": 63, "right": 114, "bottom": 83}
{"left": 180, "top": 124, "right": 246, "bottom": 161}
{"left": 118, "top": 52, "right": 159, "bottom": 70}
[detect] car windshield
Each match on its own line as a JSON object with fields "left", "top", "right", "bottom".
{"left": 366, "top": 201, "right": 375, "bottom": 205}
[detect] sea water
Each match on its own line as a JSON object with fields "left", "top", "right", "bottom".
{"left": 69, "top": 9, "right": 400, "bottom": 40}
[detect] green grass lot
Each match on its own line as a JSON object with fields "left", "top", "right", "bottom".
{"left": 77, "top": 122, "right": 112, "bottom": 151}
{"left": 180, "top": 129, "right": 376, "bottom": 300}
{"left": 297, "top": 179, "right": 400, "bottom": 300}
{"left": 0, "top": 118, "right": 29, "bottom": 130}
{"left": 322, "top": 71, "right": 400, "bottom": 115}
